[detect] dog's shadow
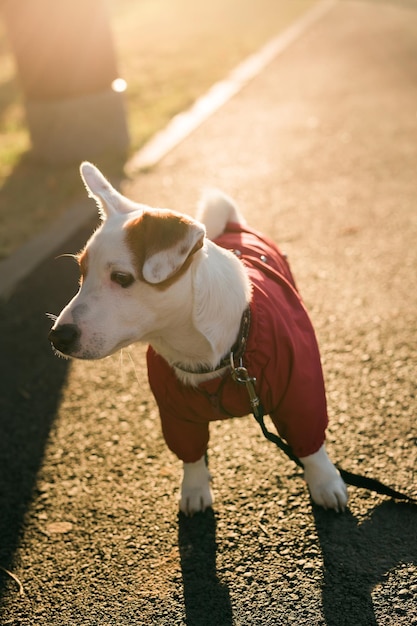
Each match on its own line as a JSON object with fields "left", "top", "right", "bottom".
{"left": 178, "top": 509, "right": 233, "bottom": 626}
{"left": 177, "top": 500, "right": 416, "bottom": 626}
{"left": 313, "top": 500, "right": 417, "bottom": 626}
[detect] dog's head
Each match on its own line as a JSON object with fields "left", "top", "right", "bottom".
{"left": 48, "top": 163, "right": 205, "bottom": 359}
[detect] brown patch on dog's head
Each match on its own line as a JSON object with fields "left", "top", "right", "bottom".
{"left": 124, "top": 210, "right": 205, "bottom": 289}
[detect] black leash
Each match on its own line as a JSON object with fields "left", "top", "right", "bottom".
{"left": 254, "top": 407, "right": 416, "bottom": 503}
{"left": 230, "top": 355, "right": 416, "bottom": 504}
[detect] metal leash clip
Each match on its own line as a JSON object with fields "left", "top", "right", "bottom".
{"left": 230, "top": 352, "right": 261, "bottom": 418}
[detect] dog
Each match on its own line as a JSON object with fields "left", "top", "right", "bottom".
{"left": 49, "top": 162, "right": 348, "bottom": 515}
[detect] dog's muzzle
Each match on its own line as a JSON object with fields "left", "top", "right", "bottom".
{"left": 49, "top": 324, "right": 80, "bottom": 356}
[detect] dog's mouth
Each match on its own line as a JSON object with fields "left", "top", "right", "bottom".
{"left": 48, "top": 323, "right": 139, "bottom": 361}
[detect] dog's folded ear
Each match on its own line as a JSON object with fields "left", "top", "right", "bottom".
{"left": 126, "top": 211, "right": 205, "bottom": 285}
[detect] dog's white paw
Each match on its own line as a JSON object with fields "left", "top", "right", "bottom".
{"left": 301, "top": 445, "right": 348, "bottom": 512}
{"left": 180, "top": 456, "right": 213, "bottom": 516}
{"left": 306, "top": 473, "right": 348, "bottom": 512}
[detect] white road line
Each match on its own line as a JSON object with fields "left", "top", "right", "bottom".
{"left": 125, "top": 0, "right": 335, "bottom": 174}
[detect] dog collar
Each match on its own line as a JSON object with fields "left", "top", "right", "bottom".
{"left": 173, "top": 307, "right": 251, "bottom": 375}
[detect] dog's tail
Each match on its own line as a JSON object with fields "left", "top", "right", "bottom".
{"left": 196, "top": 189, "right": 246, "bottom": 240}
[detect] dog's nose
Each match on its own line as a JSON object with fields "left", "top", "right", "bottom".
{"left": 48, "top": 324, "right": 80, "bottom": 355}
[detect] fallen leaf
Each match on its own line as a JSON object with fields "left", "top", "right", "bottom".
{"left": 46, "top": 521, "right": 73, "bottom": 534}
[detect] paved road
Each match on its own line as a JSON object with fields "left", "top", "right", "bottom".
{"left": 1, "top": 2, "right": 416, "bottom": 624}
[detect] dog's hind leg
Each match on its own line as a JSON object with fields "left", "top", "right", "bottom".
{"left": 196, "top": 189, "right": 246, "bottom": 240}
{"left": 180, "top": 456, "right": 213, "bottom": 516}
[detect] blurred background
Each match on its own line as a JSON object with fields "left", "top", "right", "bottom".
{"left": 0, "top": 0, "right": 317, "bottom": 260}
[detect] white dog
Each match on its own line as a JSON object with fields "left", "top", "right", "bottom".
{"left": 49, "top": 163, "right": 348, "bottom": 515}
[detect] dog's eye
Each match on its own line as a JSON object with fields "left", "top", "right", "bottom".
{"left": 111, "top": 271, "right": 134, "bottom": 288}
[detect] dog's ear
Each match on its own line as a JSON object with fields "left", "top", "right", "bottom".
{"left": 80, "top": 162, "right": 138, "bottom": 220}
{"left": 143, "top": 213, "right": 205, "bottom": 284}
{"left": 126, "top": 211, "right": 206, "bottom": 285}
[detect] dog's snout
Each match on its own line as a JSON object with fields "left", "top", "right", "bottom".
{"left": 49, "top": 324, "right": 80, "bottom": 355}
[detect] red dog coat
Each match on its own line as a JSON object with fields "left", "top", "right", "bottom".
{"left": 147, "top": 223, "right": 328, "bottom": 463}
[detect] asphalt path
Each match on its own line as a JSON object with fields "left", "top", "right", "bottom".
{"left": 1, "top": 2, "right": 416, "bottom": 625}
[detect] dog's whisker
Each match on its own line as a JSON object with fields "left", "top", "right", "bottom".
{"left": 55, "top": 253, "right": 78, "bottom": 262}
{"left": 46, "top": 313, "right": 58, "bottom": 322}
{"left": 115, "top": 349, "right": 130, "bottom": 387}
{"left": 118, "top": 349, "right": 126, "bottom": 384}
{"left": 126, "top": 349, "right": 142, "bottom": 387}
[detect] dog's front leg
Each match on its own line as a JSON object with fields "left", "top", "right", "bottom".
{"left": 300, "top": 444, "right": 348, "bottom": 512}
{"left": 180, "top": 456, "right": 213, "bottom": 516}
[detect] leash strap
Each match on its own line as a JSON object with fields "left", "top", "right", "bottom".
{"left": 257, "top": 407, "right": 416, "bottom": 503}
{"left": 230, "top": 355, "right": 416, "bottom": 504}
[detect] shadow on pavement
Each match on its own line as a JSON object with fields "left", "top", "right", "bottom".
{"left": 0, "top": 150, "right": 125, "bottom": 261}
{"left": 313, "top": 500, "right": 417, "bottom": 626}
{"left": 0, "top": 222, "right": 91, "bottom": 597}
{"left": 178, "top": 509, "right": 233, "bottom": 626}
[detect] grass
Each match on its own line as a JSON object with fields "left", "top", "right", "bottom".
{"left": 0, "top": 0, "right": 318, "bottom": 259}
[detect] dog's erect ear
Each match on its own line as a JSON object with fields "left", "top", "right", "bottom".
{"left": 126, "top": 211, "right": 206, "bottom": 285}
{"left": 80, "top": 162, "right": 138, "bottom": 220}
